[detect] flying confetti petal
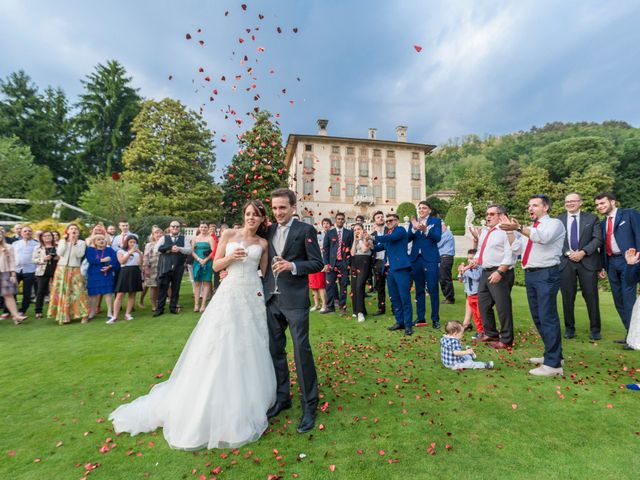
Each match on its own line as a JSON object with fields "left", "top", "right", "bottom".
{"left": 414, "top": 45, "right": 423, "bottom": 52}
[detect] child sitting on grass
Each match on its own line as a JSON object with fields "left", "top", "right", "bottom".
{"left": 440, "top": 320, "right": 494, "bottom": 370}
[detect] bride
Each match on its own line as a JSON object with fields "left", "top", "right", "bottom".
{"left": 109, "top": 200, "right": 276, "bottom": 450}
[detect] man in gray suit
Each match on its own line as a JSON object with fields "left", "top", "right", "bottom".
{"left": 263, "top": 189, "right": 324, "bottom": 434}
{"left": 557, "top": 192, "right": 603, "bottom": 340}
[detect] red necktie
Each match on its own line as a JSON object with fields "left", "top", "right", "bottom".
{"left": 336, "top": 230, "right": 343, "bottom": 260}
{"left": 477, "top": 227, "right": 495, "bottom": 266}
{"left": 521, "top": 221, "right": 540, "bottom": 267}
{"left": 606, "top": 216, "right": 613, "bottom": 256}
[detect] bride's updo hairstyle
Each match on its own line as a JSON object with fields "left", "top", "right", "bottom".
{"left": 243, "top": 199, "right": 268, "bottom": 238}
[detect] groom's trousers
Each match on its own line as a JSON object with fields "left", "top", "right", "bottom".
{"left": 266, "top": 299, "right": 319, "bottom": 414}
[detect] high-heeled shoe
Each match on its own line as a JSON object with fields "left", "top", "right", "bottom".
{"left": 13, "top": 315, "right": 27, "bottom": 325}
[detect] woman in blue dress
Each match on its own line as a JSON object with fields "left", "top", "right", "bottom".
{"left": 191, "top": 222, "right": 216, "bottom": 312}
{"left": 86, "top": 234, "right": 118, "bottom": 321}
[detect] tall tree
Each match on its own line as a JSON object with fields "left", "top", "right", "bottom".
{"left": 221, "top": 110, "right": 287, "bottom": 223}
{"left": 75, "top": 60, "right": 141, "bottom": 177}
{"left": 0, "top": 71, "right": 74, "bottom": 192}
{"left": 122, "top": 98, "right": 221, "bottom": 224}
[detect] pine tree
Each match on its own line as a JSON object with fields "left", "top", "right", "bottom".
{"left": 222, "top": 111, "right": 288, "bottom": 224}
{"left": 75, "top": 60, "right": 141, "bottom": 177}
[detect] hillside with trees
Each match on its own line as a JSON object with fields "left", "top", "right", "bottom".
{"left": 427, "top": 121, "right": 640, "bottom": 220}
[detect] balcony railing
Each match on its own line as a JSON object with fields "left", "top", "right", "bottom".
{"left": 354, "top": 194, "right": 375, "bottom": 205}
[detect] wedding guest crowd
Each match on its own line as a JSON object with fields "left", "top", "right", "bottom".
{"left": 2, "top": 190, "right": 640, "bottom": 369}
{"left": 0, "top": 219, "right": 212, "bottom": 326}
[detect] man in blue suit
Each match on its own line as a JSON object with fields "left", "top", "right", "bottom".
{"left": 595, "top": 192, "right": 640, "bottom": 338}
{"left": 373, "top": 213, "right": 413, "bottom": 335}
{"left": 408, "top": 200, "right": 442, "bottom": 328}
{"left": 322, "top": 212, "right": 353, "bottom": 314}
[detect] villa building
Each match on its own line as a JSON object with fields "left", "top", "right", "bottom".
{"left": 284, "top": 119, "right": 436, "bottom": 225}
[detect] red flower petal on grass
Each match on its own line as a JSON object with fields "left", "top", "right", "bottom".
{"left": 329, "top": 465, "right": 336, "bottom": 472}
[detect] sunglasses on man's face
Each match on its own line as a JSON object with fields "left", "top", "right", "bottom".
{"left": 385, "top": 219, "right": 397, "bottom": 224}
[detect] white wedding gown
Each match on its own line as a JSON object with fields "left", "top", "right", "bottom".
{"left": 109, "top": 243, "right": 276, "bottom": 450}
{"left": 627, "top": 297, "right": 640, "bottom": 350}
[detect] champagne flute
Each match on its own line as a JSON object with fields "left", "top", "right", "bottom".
{"left": 271, "top": 255, "right": 283, "bottom": 294}
{"left": 238, "top": 240, "right": 248, "bottom": 262}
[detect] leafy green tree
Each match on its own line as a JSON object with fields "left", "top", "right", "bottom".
{"left": 122, "top": 98, "right": 221, "bottom": 224}
{"left": 26, "top": 166, "right": 58, "bottom": 220}
{"left": 0, "top": 136, "right": 58, "bottom": 218}
{"left": 424, "top": 196, "right": 450, "bottom": 217}
{"left": 615, "top": 132, "right": 640, "bottom": 209}
{"left": 513, "top": 165, "right": 559, "bottom": 218}
{"left": 0, "top": 72, "right": 75, "bottom": 195}
{"left": 75, "top": 60, "right": 141, "bottom": 177}
{"left": 222, "top": 110, "right": 287, "bottom": 224}
{"left": 559, "top": 164, "right": 614, "bottom": 214}
{"left": 396, "top": 202, "right": 416, "bottom": 220}
{"left": 532, "top": 136, "right": 618, "bottom": 182}
{"left": 78, "top": 175, "right": 142, "bottom": 224}
{"left": 444, "top": 205, "right": 466, "bottom": 235}
{"left": 452, "top": 169, "right": 506, "bottom": 215}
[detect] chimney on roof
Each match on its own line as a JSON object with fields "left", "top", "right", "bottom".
{"left": 368, "top": 128, "right": 377, "bottom": 140}
{"left": 396, "top": 125, "right": 408, "bottom": 142}
{"left": 317, "top": 119, "right": 328, "bottom": 136}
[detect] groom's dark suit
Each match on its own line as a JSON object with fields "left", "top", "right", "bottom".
{"left": 263, "top": 219, "right": 324, "bottom": 418}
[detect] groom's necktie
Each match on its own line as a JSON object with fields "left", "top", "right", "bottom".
{"left": 276, "top": 225, "right": 288, "bottom": 255}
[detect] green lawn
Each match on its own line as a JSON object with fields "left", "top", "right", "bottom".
{"left": 1, "top": 282, "right": 639, "bottom": 480}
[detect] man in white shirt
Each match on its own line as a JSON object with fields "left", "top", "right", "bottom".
{"left": 502, "top": 195, "right": 566, "bottom": 377}
{"left": 370, "top": 211, "right": 388, "bottom": 316}
{"left": 111, "top": 221, "right": 138, "bottom": 251}
{"left": 471, "top": 204, "right": 517, "bottom": 349}
{"left": 12, "top": 226, "right": 39, "bottom": 314}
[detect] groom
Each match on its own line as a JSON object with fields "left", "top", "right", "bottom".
{"left": 263, "top": 188, "right": 324, "bottom": 433}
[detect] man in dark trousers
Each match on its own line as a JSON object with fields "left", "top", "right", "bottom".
{"left": 370, "top": 211, "right": 388, "bottom": 316}
{"left": 472, "top": 204, "right": 517, "bottom": 349}
{"left": 503, "top": 195, "right": 565, "bottom": 377}
{"left": 373, "top": 213, "right": 414, "bottom": 336}
{"left": 263, "top": 188, "right": 324, "bottom": 434}
{"left": 322, "top": 212, "right": 353, "bottom": 314}
{"left": 408, "top": 200, "right": 442, "bottom": 328}
{"left": 595, "top": 191, "right": 640, "bottom": 340}
{"left": 153, "top": 221, "right": 191, "bottom": 316}
{"left": 558, "top": 192, "right": 603, "bottom": 340}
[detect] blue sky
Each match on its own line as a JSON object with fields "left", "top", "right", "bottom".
{"left": 1, "top": 0, "right": 639, "bottom": 179}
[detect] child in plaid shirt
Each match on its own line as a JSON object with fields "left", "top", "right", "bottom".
{"left": 440, "top": 320, "right": 493, "bottom": 370}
